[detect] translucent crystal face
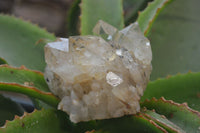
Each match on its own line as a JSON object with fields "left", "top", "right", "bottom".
{"left": 106, "top": 72, "right": 123, "bottom": 87}
{"left": 44, "top": 20, "right": 152, "bottom": 123}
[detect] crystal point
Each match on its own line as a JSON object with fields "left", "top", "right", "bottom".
{"left": 93, "top": 20, "right": 117, "bottom": 36}
{"left": 44, "top": 20, "right": 152, "bottom": 123}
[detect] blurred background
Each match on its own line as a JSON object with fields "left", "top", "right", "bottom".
{"left": 0, "top": 0, "right": 152, "bottom": 37}
{"left": 0, "top": 0, "right": 74, "bottom": 36}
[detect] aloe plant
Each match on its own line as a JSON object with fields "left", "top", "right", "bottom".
{"left": 0, "top": 0, "right": 200, "bottom": 132}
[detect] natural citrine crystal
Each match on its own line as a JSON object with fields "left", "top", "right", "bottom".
{"left": 44, "top": 20, "right": 152, "bottom": 123}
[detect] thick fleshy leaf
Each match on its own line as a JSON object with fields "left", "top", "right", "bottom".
{"left": 0, "top": 83, "right": 59, "bottom": 108}
{"left": 94, "top": 114, "right": 167, "bottom": 133}
{"left": 67, "top": 0, "right": 81, "bottom": 36}
{"left": 0, "top": 65, "right": 49, "bottom": 92}
{"left": 124, "top": 0, "right": 150, "bottom": 25}
{"left": 0, "top": 58, "right": 7, "bottom": 65}
{"left": 149, "top": 0, "right": 200, "bottom": 80}
{"left": 137, "top": 0, "right": 172, "bottom": 35}
{"left": 0, "top": 95, "right": 24, "bottom": 127}
{"left": 80, "top": 0, "right": 124, "bottom": 35}
{"left": 141, "top": 97, "right": 200, "bottom": 133}
{"left": 143, "top": 72, "right": 200, "bottom": 111}
{"left": 0, "top": 109, "right": 73, "bottom": 133}
{"left": 142, "top": 110, "right": 185, "bottom": 133}
{"left": 0, "top": 15, "right": 56, "bottom": 72}
{"left": 0, "top": 65, "right": 58, "bottom": 108}
{"left": 74, "top": 113, "right": 169, "bottom": 133}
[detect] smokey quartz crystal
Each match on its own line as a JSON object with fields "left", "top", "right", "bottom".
{"left": 44, "top": 20, "right": 152, "bottom": 123}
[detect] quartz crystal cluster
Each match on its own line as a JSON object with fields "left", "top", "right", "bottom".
{"left": 44, "top": 20, "right": 152, "bottom": 123}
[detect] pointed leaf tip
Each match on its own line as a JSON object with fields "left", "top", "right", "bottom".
{"left": 137, "top": 0, "right": 172, "bottom": 36}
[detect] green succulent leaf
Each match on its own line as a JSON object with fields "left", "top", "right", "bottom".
{"left": 80, "top": 0, "right": 124, "bottom": 35}
{"left": 143, "top": 72, "right": 200, "bottom": 111}
{"left": 0, "top": 58, "right": 7, "bottom": 65}
{"left": 149, "top": 0, "right": 200, "bottom": 80}
{"left": 0, "top": 95, "right": 24, "bottom": 127}
{"left": 124, "top": 0, "right": 151, "bottom": 25}
{"left": 0, "top": 65, "right": 49, "bottom": 92}
{"left": 0, "top": 15, "right": 56, "bottom": 72}
{"left": 0, "top": 65, "right": 59, "bottom": 108}
{"left": 142, "top": 109, "right": 185, "bottom": 133}
{"left": 67, "top": 0, "right": 81, "bottom": 36}
{"left": 75, "top": 112, "right": 176, "bottom": 133}
{"left": 141, "top": 97, "right": 200, "bottom": 133}
{"left": 137, "top": 0, "right": 172, "bottom": 35}
{"left": 0, "top": 83, "right": 59, "bottom": 108}
{"left": 0, "top": 109, "right": 72, "bottom": 133}
{"left": 94, "top": 114, "right": 167, "bottom": 133}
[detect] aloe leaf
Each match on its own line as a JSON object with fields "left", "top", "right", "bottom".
{"left": 0, "top": 58, "right": 7, "bottom": 65}
{"left": 142, "top": 110, "right": 185, "bottom": 133}
{"left": 0, "top": 65, "right": 59, "bottom": 108}
{"left": 149, "top": 0, "right": 200, "bottom": 80}
{"left": 75, "top": 113, "right": 169, "bottom": 133}
{"left": 94, "top": 114, "right": 167, "bottom": 133}
{"left": 0, "top": 95, "right": 24, "bottom": 127}
{"left": 143, "top": 72, "right": 200, "bottom": 111}
{"left": 124, "top": 0, "right": 150, "bottom": 25}
{"left": 137, "top": 0, "right": 172, "bottom": 35}
{"left": 0, "top": 83, "right": 59, "bottom": 108}
{"left": 0, "top": 15, "right": 56, "bottom": 72}
{"left": 0, "top": 65, "right": 49, "bottom": 92}
{"left": 0, "top": 109, "right": 72, "bottom": 133}
{"left": 141, "top": 97, "right": 200, "bottom": 133}
{"left": 67, "top": 0, "right": 81, "bottom": 36}
{"left": 80, "top": 0, "right": 124, "bottom": 35}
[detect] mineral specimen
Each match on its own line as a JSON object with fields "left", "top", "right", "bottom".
{"left": 44, "top": 20, "right": 152, "bottom": 123}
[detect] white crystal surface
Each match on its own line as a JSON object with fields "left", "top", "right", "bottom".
{"left": 44, "top": 20, "right": 152, "bottom": 123}
{"left": 47, "top": 38, "right": 69, "bottom": 52}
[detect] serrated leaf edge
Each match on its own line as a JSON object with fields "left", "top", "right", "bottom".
{"left": 0, "top": 109, "right": 39, "bottom": 128}
{"left": 0, "top": 14, "right": 55, "bottom": 37}
{"left": 141, "top": 110, "right": 184, "bottom": 133}
{"left": 137, "top": 0, "right": 172, "bottom": 36}
{"left": 0, "top": 64, "right": 44, "bottom": 76}
{"left": 142, "top": 97, "right": 200, "bottom": 117}
{"left": 135, "top": 113, "right": 168, "bottom": 133}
